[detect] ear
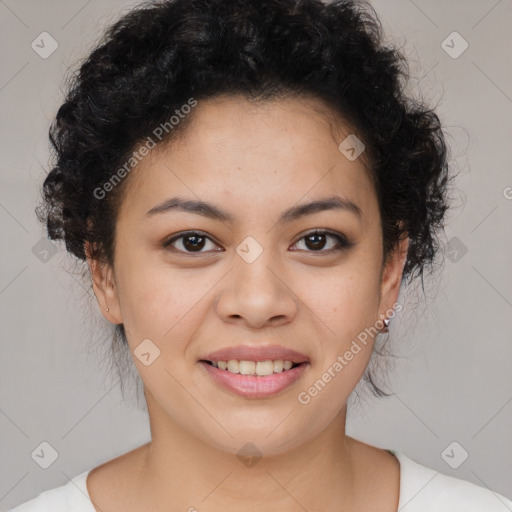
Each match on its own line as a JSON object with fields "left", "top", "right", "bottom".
{"left": 84, "top": 240, "right": 123, "bottom": 324}
{"left": 377, "top": 232, "right": 409, "bottom": 321}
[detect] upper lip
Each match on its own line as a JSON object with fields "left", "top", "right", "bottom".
{"left": 201, "top": 345, "right": 309, "bottom": 364}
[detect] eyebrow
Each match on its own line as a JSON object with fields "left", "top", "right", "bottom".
{"left": 146, "top": 194, "right": 363, "bottom": 223}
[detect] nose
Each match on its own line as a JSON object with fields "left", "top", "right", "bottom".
{"left": 214, "top": 248, "right": 298, "bottom": 330}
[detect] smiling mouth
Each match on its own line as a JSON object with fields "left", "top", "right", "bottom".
{"left": 201, "top": 359, "right": 303, "bottom": 376}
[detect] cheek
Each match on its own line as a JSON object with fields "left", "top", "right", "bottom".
{"left": 299, "top": 260, "right": 382, "bottom": 342}
{"left": 115, "top": 255, "right": 215, "bottom": 350}
{"left": 293, "top": 269, "right": 381, "bottom": 417}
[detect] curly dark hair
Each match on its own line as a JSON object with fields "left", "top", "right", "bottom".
{"left": 36, "top": 0, "right": 453, "bottom": 398}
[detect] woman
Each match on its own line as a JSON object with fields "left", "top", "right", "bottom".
{"left": 10, "top": 0, "right": 512, "bottom": 510}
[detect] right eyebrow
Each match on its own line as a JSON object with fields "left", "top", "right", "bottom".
{"left": 146, "top": 197, "right": 233, "bottom": 222}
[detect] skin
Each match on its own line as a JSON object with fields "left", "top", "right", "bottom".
{"left": 85, "top": 94, "right": 409, "bottom": 512}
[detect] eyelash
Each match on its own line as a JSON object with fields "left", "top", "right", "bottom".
{"left": 162, "top": 229, "right": 352, "bottom": 256}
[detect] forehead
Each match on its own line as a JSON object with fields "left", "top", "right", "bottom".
{"left": 119, "top": 94, "right": 378, "bottom": 226}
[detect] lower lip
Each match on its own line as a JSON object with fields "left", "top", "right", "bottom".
{"left": 199, "top": 361, "right": 309, "bottom": 399}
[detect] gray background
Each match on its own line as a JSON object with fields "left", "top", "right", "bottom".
{"left": 1, "top": 0, "right": 511, "bottom": 509}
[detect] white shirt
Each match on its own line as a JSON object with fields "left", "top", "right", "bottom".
{"left": 8, "top": 451, "right": 512, "bottom": 511}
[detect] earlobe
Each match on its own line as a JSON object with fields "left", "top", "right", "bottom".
{"left": 84, "top": 240, "right": 122, "bottom": 324}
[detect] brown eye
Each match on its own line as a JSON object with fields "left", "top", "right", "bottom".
{"left": 291, "top": 230, "right": 351, "bottom": 253}
{"left": 163, "top": 231, "right": 221, "bottom": 254}
{"left": 181, "top": 234, "right": 206, "bottom": 251}
{"left": 304, "top": 232, "right": 328, "bottom": 250}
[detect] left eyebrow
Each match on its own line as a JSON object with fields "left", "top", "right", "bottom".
{"left": 146, "top": 194, "right": 363, "bottom": 223}
{"left": 278, "top": 195, "right": 363, "bottom": 223}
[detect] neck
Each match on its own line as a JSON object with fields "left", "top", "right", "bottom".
{"left": 136, "top": 390, "right": 359, "bottom": 512}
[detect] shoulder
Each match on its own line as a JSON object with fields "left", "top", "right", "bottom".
{"left": 8, "top": 470, "right": 95, "bottom": 512}
{"left": 393, "top": 451, "right": 512, "bottom": 512}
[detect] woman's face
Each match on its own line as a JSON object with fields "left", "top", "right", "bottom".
{"left": 89, "top": 94, "right": 407, "bottom": 456}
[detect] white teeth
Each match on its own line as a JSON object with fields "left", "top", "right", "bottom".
{"left": 273, "top": 360, "right": 284, "bottom": 373}
{"left": 256, "top": 361, "right": 274, "bottom": 376}
{"left": 227, "top": 360, "right": 239, "bottom": 373}
{"left": 211, "top": 359, "right": 298, "bottom": 376}
{"left": 239, "top": 360, "right": 256, "bottom": 375}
